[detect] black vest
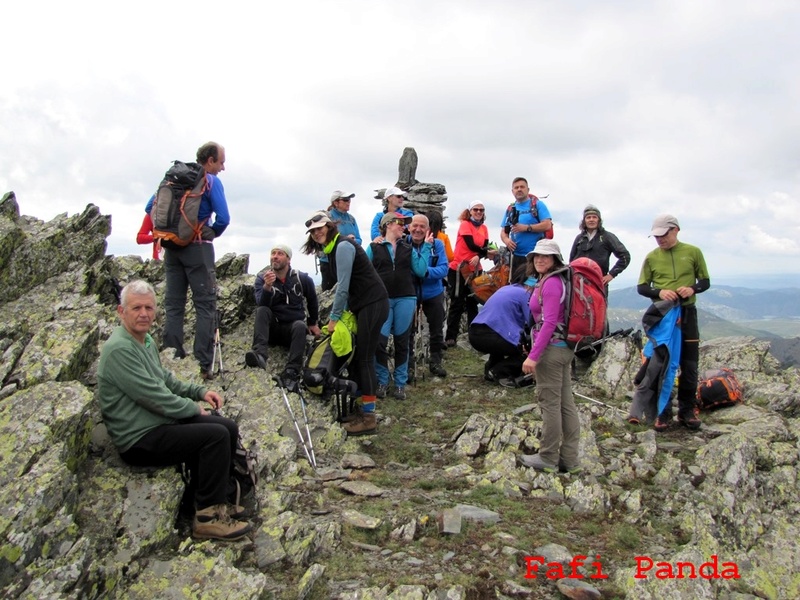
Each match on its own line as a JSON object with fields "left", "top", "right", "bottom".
{"left": 328, "top": 237, "right": 387, "bottom": 313}
{"left": 369, "top": 240, "right": 416, "bottom": 299}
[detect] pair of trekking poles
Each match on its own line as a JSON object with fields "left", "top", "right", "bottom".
{"left": 275, "top": 375, "right": 317, "bottom": 470}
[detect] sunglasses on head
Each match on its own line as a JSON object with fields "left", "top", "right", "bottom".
{"left": 305, "top": 214, "right": 328, "bottom": 228}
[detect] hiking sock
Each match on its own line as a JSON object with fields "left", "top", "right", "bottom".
{"left": 361, "top": 396, "right": 376, "bottom": 413}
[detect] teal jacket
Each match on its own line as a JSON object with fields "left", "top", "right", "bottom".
{"left": 97, "top": 327, "right": 207, "bottom": 452}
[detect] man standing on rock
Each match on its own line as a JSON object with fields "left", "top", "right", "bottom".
{"left": 97, "top": 280, "right": 251, "bottom": 541}
{"left": 244, "top": 244, "right": 321, "bottom": 388}
{"left": 155, "top": 142, "right": 230, "bottom": 380}
{"left": 500, "top": 177, "right": 553, "bottom": 282}
{"left": 637, "top": 214, "right": 710, "bottom": 431}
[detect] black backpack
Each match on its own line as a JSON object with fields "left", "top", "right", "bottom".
{"left": 302, "top": 334, "right": 359, "bottom": 421}
{"left": 151, "top": 161, "right": 209, "bottom": 249}
{"left": 229, "top": 434, "right": 259, "bottom": 507}
{"left": 697, "top": 368, "right": 744, "bottom": 411}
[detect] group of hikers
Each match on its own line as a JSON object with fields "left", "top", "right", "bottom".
{"left": 101, "top": 141, "right": 710, "bottom": 541}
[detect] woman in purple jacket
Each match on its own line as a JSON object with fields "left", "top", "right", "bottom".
{"left": 519, "top": 239, "right": 581, "bottom": 474}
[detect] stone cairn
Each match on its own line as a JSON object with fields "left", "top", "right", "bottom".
{"left": 374, "top": 147, "right": 447, "bottom": 218}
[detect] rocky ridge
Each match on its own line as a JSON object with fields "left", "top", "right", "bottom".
{"left": 1, "top": 191, "right": 799, "bottom": 599}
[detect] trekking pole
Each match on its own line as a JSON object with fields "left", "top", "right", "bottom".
{"left": 574, "top": 391, "right": 626, "bottom": 414}
{"left": 211, "top": 310, "right": 223, "bottom": 376}
{"left": 295, "top": 387, "right": 317, "bottom": 468}
{"left": 274, "top": 377, "right": 315, "bottom": 469}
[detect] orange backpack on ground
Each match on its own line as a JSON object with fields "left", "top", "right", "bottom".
{"left": 697, "top": 368, "right": 744, "bottom": 411}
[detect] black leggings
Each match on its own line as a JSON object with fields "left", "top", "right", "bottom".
{"left": 353, "top": 299, "right": 390, "bottom": 397}
{"left": 121, "top": 414, "right": 237, "bottom": 510}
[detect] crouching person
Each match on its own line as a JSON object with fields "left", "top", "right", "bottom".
{"left": 97, "top": 280, "right": 251, "bottom": 541}
{"left": 468, "top": 272, "right": 534, "bottom": 383}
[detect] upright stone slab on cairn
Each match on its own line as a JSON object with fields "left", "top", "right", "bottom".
{"left": 381, "top": 147, "right": 447, "bottom": 218}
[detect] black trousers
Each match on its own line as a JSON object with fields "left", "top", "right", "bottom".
{"left": 251, "top": 306, "right": 307, "bottom": 371}
{"left": 408, "top": 292, "right": 447, "bottom": 362}
{"left": 120, "top": 414, "right": 238, "bottom": 510}
{"left": 674, "top": 304, "right": 700, "bottom": 418}
{"left": 353, "top": 299, "right": 390, "bottom": 397}
{"left": 446, "top": 268, "right": 479, "bottom": 342}
{"left": 468, "top": 323, "right": 525, "bottom": 379}
{"left": 163, "top": 243, "right": 217, "bottom": 369}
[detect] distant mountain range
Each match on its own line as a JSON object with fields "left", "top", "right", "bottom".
{"left": 607, "top": 285, "right": 800, "bottom": 366}
{"left": 609, "top": 285, "right": 800, "bottom": 320}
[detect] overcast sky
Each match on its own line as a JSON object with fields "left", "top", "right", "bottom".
{"left": 3, "top": 0, "right": 799, "bottom": 290}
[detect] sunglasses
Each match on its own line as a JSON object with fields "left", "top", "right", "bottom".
{"left": 336, "top": 198, "right": 352, "bottom": 203}
{"left": 305, "top": 214, "right": 328, "bottom": 228}
{"left": 390, "top": 219, "right": 406, "bottom": 226}
{"left": 471, "top": 208, "right": 485, "bottom": 213}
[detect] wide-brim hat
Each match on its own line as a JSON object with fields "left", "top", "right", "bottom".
{"left": 526, "top": 239, "right": 565, "bottom": 264}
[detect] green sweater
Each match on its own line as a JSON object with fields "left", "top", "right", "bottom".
{"left": 638, "top": 241, "right": 710, "bottom": 306}
{"left": 97, "top": 327, "right": 206, "bottom": 453}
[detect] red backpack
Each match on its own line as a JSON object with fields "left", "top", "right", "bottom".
{"left": 536, "top": 257, "right": 607, "bottom": 352}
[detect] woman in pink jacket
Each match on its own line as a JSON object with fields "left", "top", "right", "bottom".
{"left": 520, "top": 239, "right": 580, "bottom": 474}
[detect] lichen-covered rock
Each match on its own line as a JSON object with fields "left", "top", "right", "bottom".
{"left": 0, "top": 203, "right": 110, "bottom": 304}
{"left": 0, "top": 382, "right": 92, "bottom": 590}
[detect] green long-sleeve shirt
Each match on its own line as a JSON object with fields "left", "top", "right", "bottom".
{"left": 638, "top": 241, "right": 710, "bottom": 306}
{"left": 97, "top": 327, "right": 207, "bottom": 452}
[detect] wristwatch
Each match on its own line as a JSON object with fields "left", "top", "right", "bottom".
{"left": 527, "top": 225, "right": 532, "bottom": 232}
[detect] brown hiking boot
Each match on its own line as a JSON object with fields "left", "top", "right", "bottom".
{"left": 341, "top": 404, "right": 364, "bottom": 423}
{"left": 342, "top": 413, "right": 377, "bottom": 436}
{"left": 193, "top": 504, "right": 252, "bottom": 541}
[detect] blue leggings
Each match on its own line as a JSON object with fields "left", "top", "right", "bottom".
{"left": 376, "top": 296, "right": 416, "bottom": 386}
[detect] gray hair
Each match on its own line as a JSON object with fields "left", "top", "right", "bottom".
{"left": 120, "top": 280, "right": 156, "bottom": 307}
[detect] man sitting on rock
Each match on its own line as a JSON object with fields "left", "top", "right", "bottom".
{"left": 97, "top": 280, "right": 251, "bottom": 541}
{"left": 245, "top": 244, "right": 321, "bottom": 387}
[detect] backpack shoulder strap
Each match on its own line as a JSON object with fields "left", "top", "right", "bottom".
{"left": 529, "top": 194, "right": 539, "bottom": 220}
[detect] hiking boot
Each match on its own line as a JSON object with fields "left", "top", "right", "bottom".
{"left": 484, "top": 369, "right": 498, "bottom": 383}
{"left": 200, "top": 368, "right": 215, "bottom": 381}
{"left": 193, "top": 504, "right": 251, "bottom": 541}
{"left": 445, "top": 339, "right": 456, "bottom": 349}
{"left": 278, "top": 367, "right": 300, "bottom": 392}
{"left": 678, "top": 410, "right": 702, "bottom": 430}
{"left": 429, "top": 362, "right": 448, "bottom": 377}
{"left": 340, "top": 403, "right": 364, "bottom": 423}
{"left": 376, "top": 384, "right": 387, "bottom": 399}
{"left": 558, "top": 460, "right": 583, "bottom": 475}
{"left": 519, "top": 454, "right": 557, "bottom": 473}
{"left": 245, "top": 351, "right": 267, "bottom": 370}
{"left": 228, "top": 503, "right": 247, "bottom": 519}
{"left": 394, "top": 386, "right": 407, "bottom": 400}
{"left": 342, "top": 413, "right": 377, "bottom": 436}
{"left": 627, "top": 415, "right": 641, "bottom": 425}
{"left": 654, "top": 416, "right": 671, "bottom": 432}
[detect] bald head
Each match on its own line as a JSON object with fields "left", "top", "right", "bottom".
{"left": 409, "top": 214, "right": 429, "bottom": 243}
